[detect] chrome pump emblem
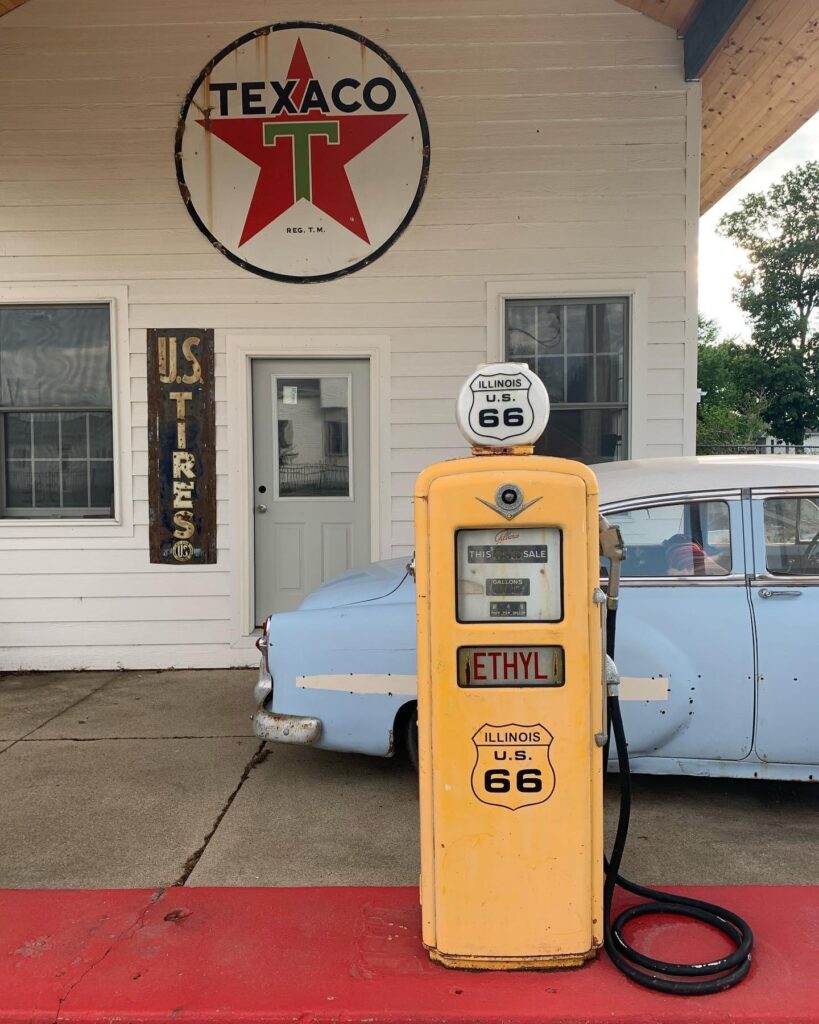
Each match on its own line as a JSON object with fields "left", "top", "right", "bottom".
{"left": 476, "top": 482, "right": 542, "bottom": 521}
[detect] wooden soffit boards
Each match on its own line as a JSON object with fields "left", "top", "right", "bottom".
{"left": 0, "top": 0, "right": 29, "bottom": 15}
{"left": 699, "top": 0, "right": 819, "bottom": 211}
{"left": 619, "top": 0, "right": 819, "bottom": 212}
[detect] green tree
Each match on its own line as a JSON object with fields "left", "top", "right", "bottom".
{"left": 696, "top": 315, "right": 768, "bottom": 451}
{"left": 717, "top": 162, "right": 819, "bottom": 444}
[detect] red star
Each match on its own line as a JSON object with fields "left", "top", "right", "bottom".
{"left": 197, "top": 38, "right": 406, "bottom": 245}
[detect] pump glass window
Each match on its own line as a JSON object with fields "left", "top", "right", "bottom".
{"left": 505, "top": 297, "right": 628, "bottom": 464}
{"left": 763, "top": 495, "right": 819, "bottom": 575}
{"left": 456, "top": 527, "right": 562, "bottom": 621}
{"left": 274, "top": 376, "right": 350, "bottom": 498}
{"left": 605, "top": 501, "right": 732, "bottom": 578}
{"left": 0, "top": 304, "right": 114, "bottom": 518}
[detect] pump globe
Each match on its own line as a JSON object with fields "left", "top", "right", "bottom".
{"left": 455, "top": 361, "right": 550, "bottom": 448}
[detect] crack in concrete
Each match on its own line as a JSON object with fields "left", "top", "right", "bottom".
{"left": 24, "top": 734, "right": 252, "bottom": 742}
{"left": 173, "top": 741, "right": 268, "bottom": 887}
{"left": 52, "top": 886, "right": 165, "bottom": 1024}
{"left": 0, "top": 672, "right": 124, "bottom": 758}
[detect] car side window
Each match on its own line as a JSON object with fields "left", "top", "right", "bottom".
{"left": 763, "top": 495, "right": 819, "bottom": 575}
{"left": 605, "top": 500, "right": 732, "bottom": 578}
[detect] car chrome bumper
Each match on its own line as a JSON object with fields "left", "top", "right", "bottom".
{"left": 252, "top": 703, "right": 323, "bottom": 745}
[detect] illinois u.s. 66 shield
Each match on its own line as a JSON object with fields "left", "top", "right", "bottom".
{"left": 470, "top": 724, "right": 556, "bottom": 810}
{"left": 455, "top": 363, "right": 550, "bottom": 448}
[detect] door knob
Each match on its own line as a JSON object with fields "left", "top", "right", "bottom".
{"left": 256, "top": 504, "right": 268, "bottom": 513}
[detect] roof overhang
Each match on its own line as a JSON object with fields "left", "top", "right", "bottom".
{"left": 617, "top": 0, "right": 819, "bottom": 211}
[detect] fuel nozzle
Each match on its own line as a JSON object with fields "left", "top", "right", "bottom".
{"left": 599, "top": 515, "right": 626, "bottom": 611}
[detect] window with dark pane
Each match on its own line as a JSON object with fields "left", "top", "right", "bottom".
{"left": 0, "top": 304, "right": 114, "bottom": 517}
{"left": 504, "top": 297, "right": 628, "bottom": 463}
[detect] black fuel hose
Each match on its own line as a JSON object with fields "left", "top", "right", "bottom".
{"left": 603, "top": 605, "right": 754, "bottom": 994}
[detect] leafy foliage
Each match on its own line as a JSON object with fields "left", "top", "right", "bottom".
{"left": 696, "top": 316, "right": 768, "bottom": 451}
{"left": 717, "top": 162, "right": 819, "bottom": 444}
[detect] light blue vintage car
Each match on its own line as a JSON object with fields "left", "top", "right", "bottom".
{"left": 254, "top": 456, "right": 819, "bottom": 781}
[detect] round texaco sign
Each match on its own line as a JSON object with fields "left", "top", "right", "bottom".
{"left": 175, "top": 22, "right": 430, "bottom": 283}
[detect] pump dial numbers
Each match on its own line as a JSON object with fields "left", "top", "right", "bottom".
{"left": 456, "top": 527, "right": 562, "bottom": 622}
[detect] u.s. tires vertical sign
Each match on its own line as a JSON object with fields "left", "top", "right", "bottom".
{"left": 147, "top": 329, "right": 216, "bottom": 565}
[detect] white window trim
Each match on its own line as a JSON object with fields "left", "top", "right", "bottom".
{"left": 0, "top": 284, "right": 133, "bottom": 541}
{"left": 226, "top": 331, "right": 391, "bottom": 648}
{"left": 487, "top": 277, "right": 650, "bottom": 459}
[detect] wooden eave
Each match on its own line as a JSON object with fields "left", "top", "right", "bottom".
{"left": 619, "top": 0, "right": 819, "bottom": 212}
{"left": 2, "top": 0, "right": 817, "bottom": 213}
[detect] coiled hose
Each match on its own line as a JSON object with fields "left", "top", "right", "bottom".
{"left": 603, "top": 605, "right": 754, "bottom": 994}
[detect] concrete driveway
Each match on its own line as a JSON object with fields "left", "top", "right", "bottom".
{"left": 0, "top": 669, "right": 817, "bottom": 889}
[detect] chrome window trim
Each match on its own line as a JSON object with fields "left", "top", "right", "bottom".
{"left": 602, "top": 492, "right": 739, "bottom": 581}
{"left": 616, "top": 575, "right": 748, "bottom": 588}
{"left": 751, "top": 573, "right": 819, "bottom": 587}
{"left": 750, "top": 487, "right": 819, "bottom": 500}
{"left": 755, "top": 490, "right": 819, "bottom": 578}
{"left": 601, "top": 489, "right": 742, "bottom": 516}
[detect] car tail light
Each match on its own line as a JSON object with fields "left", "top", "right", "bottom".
{"left": 255, "top": 616, "right": 270, "bottom": 653}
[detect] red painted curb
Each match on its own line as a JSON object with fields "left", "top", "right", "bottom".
{"left": 1, "top": 885, "right": 817, "bottom": 1023}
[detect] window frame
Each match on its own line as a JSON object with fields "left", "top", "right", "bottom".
{"left": 486, "top": 277, "right": 650, "bottom": 461}
{"left": 505, "top": 295, "right": 630, "bottom": 461}
{"left": 752, "top": 487, "right": 819, "bottom": 582}
{"left": 601, "top": 490, "right": 747, "bottom": 587}
{"left": 0, "top": 285, "right": 133, "bottom": 539}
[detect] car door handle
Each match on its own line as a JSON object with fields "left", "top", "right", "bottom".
{"left": 758, "top": 588, "right": 802, "bottom": 598}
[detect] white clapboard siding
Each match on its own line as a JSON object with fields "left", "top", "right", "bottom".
{"left": 0, "top": 0, "right": 694, "bottom": 670}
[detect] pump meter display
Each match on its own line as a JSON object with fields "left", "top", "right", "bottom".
{"left": 456, "top": 526, "right": 562, "bottom": 622}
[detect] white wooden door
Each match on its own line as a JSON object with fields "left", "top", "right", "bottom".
{"left": 252, "top": 358, "right": 370, "bottom": 623}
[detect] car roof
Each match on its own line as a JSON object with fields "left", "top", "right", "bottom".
{"left": 592, "top": 455, "right": 819, "bottom": 507}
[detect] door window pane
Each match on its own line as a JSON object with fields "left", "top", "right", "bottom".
{"left": 276, "top": 377, "right": 351, "bottom": 497}
{"left": 605, "top": 500, "right": 732, "bottom": 578}
{"left": 0, "top": 304, "right": 114, "bottom": 518}
{"left": 505, "top": 297, "right": 628, "bottom": 463}
{"left": 763, "top": 496, "right": 819, "bottom": 575}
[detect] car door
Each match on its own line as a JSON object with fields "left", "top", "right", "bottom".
{"left": 604, "top": 493, "right": 755, "bottom": 763}
{"left": 749, "top": 489, "right": 819, "bottom": 765}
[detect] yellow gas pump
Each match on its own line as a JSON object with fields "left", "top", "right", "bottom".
{"left": 415, "top": 362, "right": 605, "bottom": 969}
{"left": 414, "top": 362, "right": 754, "bottom": 991}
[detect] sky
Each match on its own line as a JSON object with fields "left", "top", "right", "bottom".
{"left": 698, "top": 111, "right": 819, "bottom": 342}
